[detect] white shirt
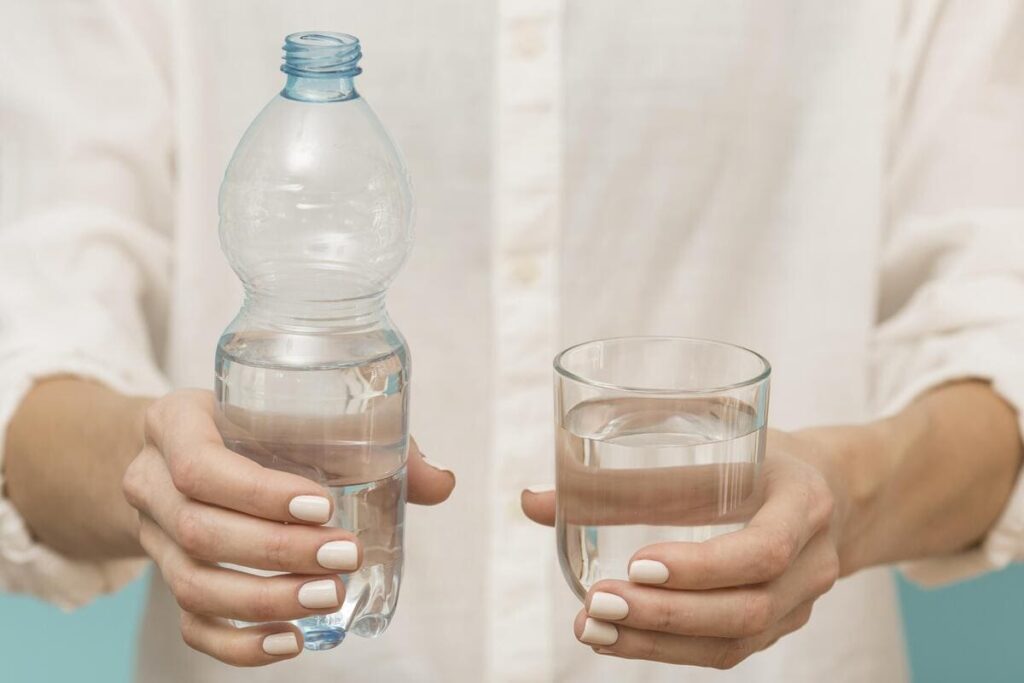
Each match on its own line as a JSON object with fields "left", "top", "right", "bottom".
{"left": 2, "top": 1, "right": 1023, "bottom": 681}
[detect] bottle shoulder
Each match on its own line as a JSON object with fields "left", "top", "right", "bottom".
{"left": 217, "top": 93, "right": 414, "bottom": 301}
{"left": 220, "top": 95, "right": 411, "bottom": 192}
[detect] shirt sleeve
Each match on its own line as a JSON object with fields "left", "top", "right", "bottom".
{"left": 0, "top": 0, "right": 173, "bottom": 608}
{"left": 875, "top": 0, "right": 1024, "bottom": 586}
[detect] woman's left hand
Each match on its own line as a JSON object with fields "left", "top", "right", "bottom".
{"left": 522, "top": 430, "right": 846, "bottom": 669}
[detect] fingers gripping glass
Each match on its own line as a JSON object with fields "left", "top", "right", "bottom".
{"left": 553, "top": 337, "right": 771, "bottom": 599}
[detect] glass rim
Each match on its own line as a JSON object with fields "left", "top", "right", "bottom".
{"left": 553, "top": 335, "right": 771, "bottom": 395}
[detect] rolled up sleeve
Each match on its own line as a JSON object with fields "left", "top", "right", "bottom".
{"left": 874, "top": 1, "right": 1024, "bottom": 585}
{"left": 0, "top": 0, "right": 173, "bottom": 607}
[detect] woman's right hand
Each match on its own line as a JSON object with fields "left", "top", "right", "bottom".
{"left": 122, "top": 389, "right": 454, "bottom": 666}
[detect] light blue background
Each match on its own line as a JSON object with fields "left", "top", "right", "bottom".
{"left": 0, "top": 567, "right": 1021, "bottom": 681}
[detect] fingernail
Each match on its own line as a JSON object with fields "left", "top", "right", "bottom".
{"left": 525, "top": 484, "right": 554, "bottom": 494}
{"left": 298, "top": 579, "right": 339, "bottom": 609}
{"left": 289, "top": 496, "right": 331, "bottom": 524}
{"left": 580, "top": 617, "right": 618, "bottom": 646}
{"left": 316, "top": 540, "right": 359, "bottom": 571}
{"left": 422, "top": 457, "right": 452, "bottom": 474}
{"left": 588, "top": 592, "right": 629, "bottom": 620}
{"left": 629, "top": 559, "right": 670, "bottom": 585}
{"left": 595, "top": 648, "right": 614, "bottom": 655}
{"left": 262, "top": 632, "right": 300, "bottom": 656}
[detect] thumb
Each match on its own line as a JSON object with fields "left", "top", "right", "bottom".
{"left": 520, "top": 486, "right": 555, "bottom": 526}
{"left": 407, "top": 437, "right": 456, "bottom": 505}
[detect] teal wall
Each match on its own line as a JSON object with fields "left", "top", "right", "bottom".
{"left": 0, "top": 572, "right": 148, "bottom": 681}
{"left": 897, "top": 566, "right": 1024, "bottom": 683}
{"left": 0, "top": 567, "right": 1022, "bottom": 681}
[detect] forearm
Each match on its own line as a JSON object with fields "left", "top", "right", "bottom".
{"left": 2, "top": 378, "right": 149, "bottom": 559}
{"left": 811, "top": 381, "right": 1023, "bottom": 575}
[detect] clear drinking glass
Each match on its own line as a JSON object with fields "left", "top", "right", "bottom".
{"left": 554, "top": 336, "right": 771, "bottom": 599}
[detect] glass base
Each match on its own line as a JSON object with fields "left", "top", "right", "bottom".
{"left": 301, "top": 626, "right": 346, "bottom": 651}
{"left": 350, "top": 614, "right": 388, "bottom": 638}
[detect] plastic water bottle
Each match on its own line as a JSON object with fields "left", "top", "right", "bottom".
{"left": 214, "top": 32, "right": 412, "bottom": 651}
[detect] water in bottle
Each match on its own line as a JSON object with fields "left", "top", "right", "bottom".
{"left": 214, "top": 31, "right": 413, "bottom": 651}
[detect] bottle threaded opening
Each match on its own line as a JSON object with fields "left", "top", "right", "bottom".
{"left": 282, "top": 32, "right": 362, "bottom": 78}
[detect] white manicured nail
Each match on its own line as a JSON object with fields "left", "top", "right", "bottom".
{"left": 316, "top": 541, "right": 359, "bottom": 571}
{"left": 422, "top": 457, "right": 452, "bottom": 474}
{"left": 298, "top": 579, "right": 339, "bottom": 609}
{"left": 629, "top": 559, "right": 670, "bottom": 584}
{"left": 588, "top": 592, "right": 629, "bottom": 620}
{"left": 525, "top": 484, "right": 554, "bottom": 494}
{"left": 289, "top": 496, "right": 331, "bottom": 524}
{"left": 580, "top": 617, "right": 618, "bottom": 646}
{"left": 262, "top": 632, "right": 300, "bottom": 656}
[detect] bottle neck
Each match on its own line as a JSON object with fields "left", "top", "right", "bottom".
{"left": 242, "top": 291, "right": 387, "bottom": 331}
{"left": 280, "top": 31, "right": 363, "bottom": 103}
{"left": 282, "top": 74, "right": 359, "bottom": 103}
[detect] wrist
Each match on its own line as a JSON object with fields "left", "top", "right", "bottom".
{"left": 786, "top": 382, "right": 1020, "bottom": 576}
{"left": 5, "top": 378, "right": 153, "bottom": 558}
{"left": 117, "top": 394, "right": 154, "bottom": 547}
{"left": 790, "top": 421, "right": 905, "bottom": 576}
{"left": 72, "top": 382, "right": 153, "bottom": 555}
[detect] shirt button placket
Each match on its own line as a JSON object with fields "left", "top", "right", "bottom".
{"left": 486, "top": 1, "right": 564, "bottom": 682}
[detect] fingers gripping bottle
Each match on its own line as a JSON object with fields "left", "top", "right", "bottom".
{"left": 214, "top": 32, "right": 412, "bottom": 651}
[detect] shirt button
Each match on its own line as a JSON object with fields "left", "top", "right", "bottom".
{"left": 509, "top": 17, "right": 547, "bottom": 60}
{"left": 509, "top": 257, "right": 540, "bottom": 286}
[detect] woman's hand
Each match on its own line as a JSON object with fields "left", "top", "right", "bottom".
{"left": 122, "top": 389, "right": 454, "bottom": 666}
{"left": 522, "top": 430, "right": 845, "bottom": 669}
{"left": 522, "top": 380, "right": 1022, "bottom": 669}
